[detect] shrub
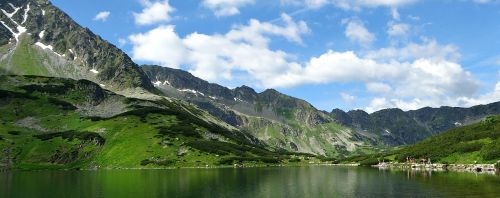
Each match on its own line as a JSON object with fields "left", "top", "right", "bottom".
{"left": 157, "top": 123, "right": 200, "bottom": 138}
{"left": 34, "top": 131, "right": 105, "bottom": 145}
{"left": 359, "top": 157, "right": 380, "bottom": 166}
{"left": 140, "top": 159, "right": 175, "bottom": 166}
{"left": 47, "top": 98, "right": 77, "bottom": 110}
{"left": 218, "top": 156, "right": 282, "bottom": 165}
{"left": 8, "top": 131, "right": 21, "bottom": 135}
{"left": 480, "top": 139, "right": 500, "bottom": 161}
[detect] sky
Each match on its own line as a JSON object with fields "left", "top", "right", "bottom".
{"left": 50, "top": 0, "right": 500, "bottom": 113}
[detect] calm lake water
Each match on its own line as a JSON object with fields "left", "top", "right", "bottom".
{"left": 1, "top": 166, "right": 499, "bottom": 198}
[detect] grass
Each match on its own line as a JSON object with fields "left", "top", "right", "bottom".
{"left": 5, "top": 35, "right": 49, "bottom": 76}
{"left": 341, "top": 116, "right": 500, "bottom": 165}
{"left": 0, "top": 75, "right": 320, "bottom": 170}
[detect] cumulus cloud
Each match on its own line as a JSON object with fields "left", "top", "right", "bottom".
{"left": 343, "top": 19, "right": 375, "bottom": 47}
{"left": 365, "top": 39, "right": 461, "bottom": 62}
{"left": 202, "top": 0, "right": 255, "bottom": 16}
{"left": 129, "top": 12, "right": 486, "bottom": 112}
{"left": 93, "top": 11, "right": 110, "bottom": 21}
{"left": 364, "top": 81, "right": 500, "bottom": 113}
{"left": 133, "top": 0, "right": 174, "bottom": 25}
{"left": 340, "top": 92, "right": 356, "bottom": 104}
{"left": 366, "top": 82, "right": 392, "bottom": 93}
{"left": 129, "top": 25, "right": 187, "bottom": 68}
{"left": 129, "top": 14, "right": 309, "bottom": 81}
{"left": 387, "top": 22, "right": 410, "bottom": 37}
{"left": 457, "top": 82, "right": 500, "bottom": 106}
{"left": 283, "top": 0, "right": 418, "bottom": 9}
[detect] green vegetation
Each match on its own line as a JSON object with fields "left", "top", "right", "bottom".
{"left": 0, "top": 75, "right": 318, "bottom": 170}
{"left": 342, "top": 116, "right": 500, "bottom": 165}
{"left": 0, "top": 35, "right": 49, "bottom": 76}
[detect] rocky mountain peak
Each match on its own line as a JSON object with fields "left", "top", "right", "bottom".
{"left": 0, "top": 0, "right": 155, "bottom": 92}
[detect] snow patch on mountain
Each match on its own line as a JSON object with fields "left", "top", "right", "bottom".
{"left": 35, "top": 42, "right": 64, "bottom": 57}
{"left": 153, "top": 80, "right": 162, "bottom": 86}
{"left": 68, "top": 49, "right": 77, "bottom": 60}
{"left": 179, "top": 89, "right": 205, "bottom": 96}
{"left": 21, "top": 3, "right": 30, "bottom": 24}
{"left": 35, "top": 42, "right": 53, "bottom": 50}
{"left": 90, "top": 69, "right": 99, "bottom": 74}
{"left": 1, "top": 4, "right": 21, "bottom": 18}
{"left": 39, "top": 30, "right": 45, "bottom": 39}
{"left": 1, "top": 4, "right": 29, "bottom": 42}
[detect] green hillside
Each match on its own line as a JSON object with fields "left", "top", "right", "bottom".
{"left": 0, "top": 75, "right": 315, "bottom": 170}
{"left": 394, "top": 115, "right": 500, "bottom": 164}
{"left": 342, "top": 115, "right": 500, "bottom": 165}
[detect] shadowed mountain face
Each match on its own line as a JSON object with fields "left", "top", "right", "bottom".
{"left": 0, "top": 0, "right": 154, "bottom": 93}
{"left": 142, "top": 65, "right": 377, "bottom": 156}
{"left": 330, "top": 102, "right": 500, "bottom": 145}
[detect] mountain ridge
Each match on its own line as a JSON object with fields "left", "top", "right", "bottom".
{"left": 0, "top": 0, "right": 156, "bottom": 94}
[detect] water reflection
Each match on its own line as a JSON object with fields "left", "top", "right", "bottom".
{"left": 1, "top": 166, "right": 499, "bottom": 198}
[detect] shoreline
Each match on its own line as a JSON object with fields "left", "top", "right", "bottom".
{"left": 372, "top": 163, "right": 499, "bottom": 174}
{"left": 0, "top": 163, "right": 360, "bottom": 172}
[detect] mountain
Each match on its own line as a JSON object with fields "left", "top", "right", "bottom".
{"left": 143, "top": 65, "right": 500, "bottom": 156}
{"left": 1, "top": 0, "right": 499, "bottom": 162}
{"left": 0, "top": 0, "right": 155, "bottom": 96}
{"left": 0, "top": 75, "right": 323, "bottom": 170}
{"left": 393, "top": 115, "right": 500, "bottom": 164}
{"left": 143, "top": 65, "right": 383, "bottom": 156}
{"left": 344, "top": 115, "right": 500, "bottom": 165}
{"left": 330, "top": 102, "right": 500, "bottom": 145}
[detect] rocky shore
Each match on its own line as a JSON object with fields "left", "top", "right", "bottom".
{"left": 373, "top": 162, "right": 499, "bottom": 174}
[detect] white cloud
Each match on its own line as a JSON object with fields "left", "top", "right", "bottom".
{"left": 473, "top": 0, "right": 492, "bottom": 3}
{"left": 202, "top": 0, "right": 255, "bottom": 16}
{"left": 133, "top": 0, "right": 174, "bottom": 25}
{"left": 391, "top": 8, "right": 400, "bottom": 20}
{"left": 365, "top": 80, "right": 500, "bottom": 113}
{"left": 93, "top": 11, "right": 110, "bottom": 22}
{"left": 129, "top": 12, "right": 488, "bottom": 112}
{"left": 340, "top": 92, "right": 356, "bottom": 104}
{"left": 365, "top": 39, "right": 461, "bottom": 62}
{"left": 457, "top": 82, "right": 500, "bottom": 106}
{"left": 343, "top": 19, "right": 375, "bottom": 47}
{"left": 387, "top": 22, "right": 410, "bottom": 37}
{"left": 129, "top": 13, "right": 309, "bottom": 81}
{"left": 284, "top": 0, "right": 418, "bottom": 9}
{"left": 118, "top": 38, "right": 127, "bottom": 47}
{"left": 366, "top": 82, "right": 392, "bottom": 93}
{"left": 129, "top": 25, "right": 187, "bottom": 68}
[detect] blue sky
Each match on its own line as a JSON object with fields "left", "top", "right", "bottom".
{"left": 50, "top": 0, "right": 500, "bottom": 112}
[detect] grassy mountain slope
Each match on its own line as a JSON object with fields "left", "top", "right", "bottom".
{"left": 0, "top": 0, "right": 154, "bottom": 93}
{"left": 342, "top": 115, "right": 500, "bottom": 165}
{"left": 0, "top": 75, "right": 316, "bottom": 170}
{"left": 393, "top": 115, "right": 500, "bottom": 164}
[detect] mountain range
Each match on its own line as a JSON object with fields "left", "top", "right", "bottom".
{"left": 0, "top": 0, "right": 499, "bottom": 169}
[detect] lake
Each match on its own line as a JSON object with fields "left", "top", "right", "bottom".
{"left": 1, "top": 166, "right": 499, "bottom": 198}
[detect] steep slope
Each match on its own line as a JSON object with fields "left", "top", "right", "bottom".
{"left": 0, "top": 0, "right": 155, "bottom": 95}
{"left": 142, "top": 65, "right": 378, "bottom": 156}
{"left": 330, "top": 102, "right": 500, "bottom": 145}
{"left": 0, "top": 75, "right": 317, "bottom": 170}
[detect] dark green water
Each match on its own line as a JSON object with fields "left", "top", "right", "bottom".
{"left": 1, "top": 166, "right": 499, "bottom": 198}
